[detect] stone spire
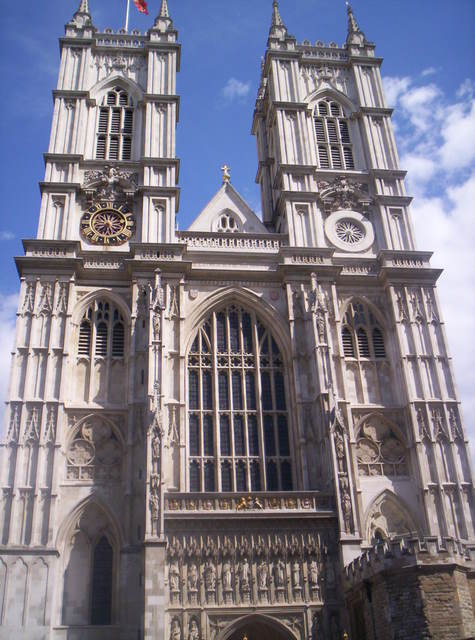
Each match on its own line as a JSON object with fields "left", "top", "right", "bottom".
{"left": 346, "top": 2, "right": 366, "bottom": 45}
{"left": 151, "top": 0, "right": 174, "bottom": 33}
{"left": 159, "top": 0, "right": 170, "bottom": 18}
{"left": 269, "top": 0, "right": 287, "bottom": 39}
{"left": 68, "top": 0, "right": 93, "bottom": 29}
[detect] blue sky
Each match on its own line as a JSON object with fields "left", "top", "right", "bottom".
{"left": 0, "top": 0, "right": 474, "bottom": 456}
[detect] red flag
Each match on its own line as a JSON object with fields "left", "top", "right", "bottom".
{"left": 133, "top": 0, "right": 148, "bottom": 14}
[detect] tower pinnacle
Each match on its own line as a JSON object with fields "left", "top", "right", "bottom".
{"left": 346, "top": 2, "right": 367, "bottom": 45}
{"left": 159, "top": 0, "right": 170, "bottom": 18}
{"left": 69, "top": 0, "right": 93, "bottom": 29}
{"left": 269, "top": 0, "right": 287, "bottom": 39}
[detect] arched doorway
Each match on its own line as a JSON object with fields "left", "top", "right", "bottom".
{"left": 220, "top": 615, "right": 296, "bottom": 640}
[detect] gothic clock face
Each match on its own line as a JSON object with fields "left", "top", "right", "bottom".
{"left": 80, "top": 202, "right": 135, "bottom": 245}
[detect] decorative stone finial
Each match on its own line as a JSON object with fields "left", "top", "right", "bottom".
{"left": 69, "top": 0, "right": 93, "bottom": 29}
{"left": 159, "top": 0, "right": 169, "bottom": 17}
{"left": 346, "top": 2, "right": 366, "bottom": 45}
{"left": 221, "top": 165, "right": 231, "bottom": 184}
{"left": 272, "top": 0, "right": 283, "bottom": 27}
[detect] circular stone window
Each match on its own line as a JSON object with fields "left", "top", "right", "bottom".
{"left": 324, "top": 210, "right": 374, "bottom": 252}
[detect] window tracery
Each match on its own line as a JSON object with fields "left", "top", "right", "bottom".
{"left": 66, "top": 417, "right": 122, "bottom": 481}
{"left": 314, "top": 99, "right": 355, "bottom": 170}
{"left": 95, "top": 86, "right": 134, "bottom": 161}
{"left": 216, "top": 212, "right": 240, "bottom": 233}
{"left": 356, "top": 416, "right": 407, "bottom": 477}
{"left": 78, "top": 300, "right": 125, "bottom": 359}
{"left": 341, "top": 301, "right": 386, "bottom": 360}
{"left": 187, "top": 304, "right": 293, "bottom": 492}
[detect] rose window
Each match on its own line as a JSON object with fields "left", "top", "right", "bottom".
{"left": 356, "top": 418, "right": 407, "bottom": 477}
{"left": 335, "top": 219, "right": 365, "bottom": 244}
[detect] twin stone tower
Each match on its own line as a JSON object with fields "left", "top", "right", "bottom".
{"left": 0, "top": 2, "right": 474, "bottom": 639}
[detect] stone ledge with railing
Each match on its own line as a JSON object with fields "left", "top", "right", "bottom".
{"left": 165, "top": 491, "right": 335, "bottom": 518}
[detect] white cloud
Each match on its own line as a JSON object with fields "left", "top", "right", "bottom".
{"left": 421, "top": 67, "right": 437, "bottom": 78}
{"left": 399, "top": 83, "right": 442, "bottom": 133}
{"left": 439, "top": 99, "right": 475, "bottom": 171}
{"left": 0, "top": 294, "right": 18, "bottom": 439}
{"left": 0, "top": 231, "right": 14, "bottom": 241}
{"left": 222, "top": 77, "right": 251, "bottom": 101}
{"left": 382, "top": 75, "right": 411, "bottom": 107}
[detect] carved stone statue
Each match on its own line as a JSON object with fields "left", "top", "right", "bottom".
{"left": 274, "top": 558, "right": 285, "bottom": 588}
{"left": 257, "top": 560, "right": 268, "bottom": 590}
{"left": 170, "top": 618, "right": 181, "bottom": 640}
{"left": 222, "top": 560, "right": 233, "bottom": 591}
{"left": 187, "top": 563, "right": 198, "bottom": 591}
{"left": 169, "top": 562, "right": 180, "bottom": 592}
{"left": 239, "top": 558, "right": 250, "bottom": 590}
{"left": 204, "top": 561, "right": 216, "bottom": 591}
{"left": 188, "top": 618, "right": 200, "bottom": 640}
{"left": 292, "top": 560, "right": 301, "bottom": 587}
{"left": 309, "top": 560, "right": 319, "bottom": 588}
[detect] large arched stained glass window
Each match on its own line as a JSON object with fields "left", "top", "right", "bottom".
{"left": 187, "top": 304, "right": 293, "bottom": 492}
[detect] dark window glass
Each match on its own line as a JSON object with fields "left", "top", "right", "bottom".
{"left": 220, "top": 416, "right": 231, "bottom": 456}
{"left": 278, "top": 415, "right": 290, "bottom": 456}
{"left": 91, "top": 537, "right": 113, "bottom": 625}
{"left": 250, "top": 461, "right": 261, "bottom": 491}
{"left": 202, "top": 371, "right": 212, "bottom": 410}
{"left": 242, "top": 313, "right": 253, "bottom": 352}
{"left": 248, "top": 416, "right": 259, "bottom": 456}
{"left": 217, "top": 312, "right": 226, "bottom": 352}
{"left": 234, "top": 415, "right": 245, "bottom": 456}
{"left": 190, "top": 461, "right": 200, "bottom": 492}
{"left": 245, "top": 373, "right": 256, "bottom": 410}
{"left": 318, "top": 146, "right": 329, "bottom": 168}
{"left": 318, "top": 101, "right": 328, "bottom": 116}
{"left": 266, "top": 460, "right": 278, "bottom": 491}
{"left": 264, "top": 415, "right": 276, "bottom": 456}
{"left": 189, "top": 371, "right": 199, "bottom": 410}
{"left": 261, "top": 372, "right": 273, "bottom": 410}
{"left": 204, "top": 461, "right": 215, "bottom": 491}
{"left": 281, "top": 461, "right": 293, "bottom": 490}
{"left": 221, "top": 461, "right": 232, "bottom": 491}
{"left": 236, "top": 461, "right": 247, "bottom": 491}
{"left": 189, "top": 415, "right": 200, "bottom": 456}
{"left": 232, "top": 372, "right": 243, "bottom": 410}
{"left": 327, "top": 119, "right": 338, "bottom": 143}
{"left": 219, "top": 373, "right": 229, "bottom": 410}
{"left": 314, "top": 118, "right": 325, "bottom": 142}
{"left": 343, "top": 146, "right": 355, "bottom": 169}
{"left": 274, "top": 372, "right": 286, "bottom": 410}
{"left": 229, "top": 312, "right": 239, "bottom": 352}
{"left": 203, "top": 415, "right": 214, "bottom": 456}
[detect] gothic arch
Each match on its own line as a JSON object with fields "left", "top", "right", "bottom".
{"left": 55, "top": 493, "right": 124, "bottom": 551}
{"left": 354, "top": 412, "right": 409, "bottom": 478}
{"left": 89, "top": 74, "right": 144, "bottom": 106}
{"left": 71, "top": 289, "right": 131, "bottom": 327}
{"left": 56, "top": 496, "right": 122, "bottom": 627}
{"left": 339, "top": 295, "right": 387, "bottom": 329}
{"left": 185, "top": 286, "right": 292, "bottom": 364}
{"left": 363, "top": 490, "right": 420, "bottom": 544}
{"left": 217, "top": 614, "right": 298, "bottom": 640}
{"left": 305, "top": 85, "right": 357, "bottom": 116}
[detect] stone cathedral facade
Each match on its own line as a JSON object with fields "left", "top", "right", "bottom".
{"left": 0, "top": 1, "right": 474, "bottom": 639}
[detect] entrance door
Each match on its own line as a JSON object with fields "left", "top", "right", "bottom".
{"left": 224, "top": 617, "right": 294, "bottom": 640}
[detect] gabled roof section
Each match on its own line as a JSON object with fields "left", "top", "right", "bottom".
{"left": 187, "top": 182, "right": 267, "bottom": 234}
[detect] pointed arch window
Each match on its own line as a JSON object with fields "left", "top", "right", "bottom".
{"left": 314, "top": 99, "right": 355, "bottom": 170}
{"left": 96, "top": 86, "right": 134, "bottom": 161}
{"left": 341, "top": 301, "right": 386, "bottom": 360}
{"left": 187, "top": 305, "right": 293, "bottom": 492}
{"left": 77, "top": 300, "right": 126, "bottom": 359}
{"left": 91, "top": 536, "right": 113, "bottom": 625}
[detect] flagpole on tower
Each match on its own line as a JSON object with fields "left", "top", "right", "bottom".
{"left": 125, "top": 0, "right": 130, "bottom": 31}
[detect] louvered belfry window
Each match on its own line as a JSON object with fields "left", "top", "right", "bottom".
{"left": 96, "top": 87, "right": 134, "bottom": 161}
{"left": 187, "top": 305, "right": 293, "bottom": 492}
{"left": 341, "top": 301, "right": 386, "bottom": 360}
{"left": 77, "top": 300, "right": 126, "bottom": 359}
{"left": 314, "top": 99, "right": 355, "bottom": 170}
